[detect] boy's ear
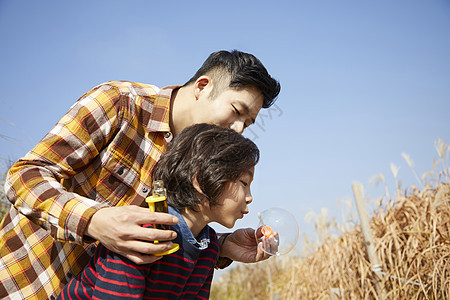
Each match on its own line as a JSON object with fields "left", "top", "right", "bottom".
{"left": 191, "top": 173, "right": 206, "bottom": 196}
{"left": 193, "top": 76, "right": 210, "bottom": 100}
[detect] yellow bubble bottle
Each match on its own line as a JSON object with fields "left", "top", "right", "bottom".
{"left": 145, "top": 180, "right": 179, "bottom": 256}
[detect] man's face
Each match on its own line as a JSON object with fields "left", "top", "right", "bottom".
{"left": 192, "top": 84, "right": 263, "bottom": 134}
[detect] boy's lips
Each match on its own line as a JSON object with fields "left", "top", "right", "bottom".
{"left": 238, "top": 210, "right": 249, "bottom": 219}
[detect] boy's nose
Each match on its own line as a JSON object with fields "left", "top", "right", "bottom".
{"left": 246, "top": 194, "right": 253, "bottom": 205}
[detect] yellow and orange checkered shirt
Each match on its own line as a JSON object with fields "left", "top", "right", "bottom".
{"left": 0, "top": 81, "right": 178, "bottom": 299}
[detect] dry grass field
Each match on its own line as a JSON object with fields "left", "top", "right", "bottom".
{"left": 211, "top": 139, "right": 449, "bottom": 300}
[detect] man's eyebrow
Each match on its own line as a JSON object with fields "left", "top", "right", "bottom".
{"left": 246, "top": 169, "right": 254, "bottom": 178}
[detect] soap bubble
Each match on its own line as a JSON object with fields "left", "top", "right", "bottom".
{"left": 255, "top": 207, "right": 299, "bottom": 256}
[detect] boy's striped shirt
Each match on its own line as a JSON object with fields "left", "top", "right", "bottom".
{"left": 58, "top": 219, "right": 219, "bottom": 300}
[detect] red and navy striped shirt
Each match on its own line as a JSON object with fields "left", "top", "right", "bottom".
{"left": 58, "top": 207, "right": 219, "bottom": 299}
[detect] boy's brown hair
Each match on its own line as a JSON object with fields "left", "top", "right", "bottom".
{"left": 152, "top": 123, "right": 259, "bottom": 210}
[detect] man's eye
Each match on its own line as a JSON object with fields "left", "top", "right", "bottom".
{"left": 232, "top": 105, "right": 241, "bottom": 116}
{"left": 240, "top": 180, "right": 248, "bottom": 187}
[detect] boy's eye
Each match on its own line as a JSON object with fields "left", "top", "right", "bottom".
{"left": 240, "top": 180, "right": 248, "bottom": 187}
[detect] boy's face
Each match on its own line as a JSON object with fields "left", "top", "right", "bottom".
{"left": 208, "top": 167, "right": 255, "bottom": 228}
{"left": 192, "top": 84, "right": 263, "bottom": 135}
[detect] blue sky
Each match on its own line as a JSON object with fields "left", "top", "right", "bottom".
{"left": 1, "top": 1, "right": 449, "bottom": 250}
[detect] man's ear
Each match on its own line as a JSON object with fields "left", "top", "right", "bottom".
{"left": 193, "top": 76, "right": 210, "bottom": 100}
{"left": 191, "top": 173, "right": 206, "bottom": 196}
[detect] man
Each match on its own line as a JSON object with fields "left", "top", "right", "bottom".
{"left": 0, "top": 50, "right": 280, "bottom": 299}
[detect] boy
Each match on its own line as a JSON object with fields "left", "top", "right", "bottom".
{"left": 58, "top": 123, "right": 260, "bottom": 299}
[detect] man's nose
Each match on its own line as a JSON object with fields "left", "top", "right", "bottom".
{"left": 230, "top": 121, "right": 245, "bottom": 134}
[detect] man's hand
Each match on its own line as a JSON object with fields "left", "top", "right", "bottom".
{"left": 85, "top": 205, "right": 178, "bottom": 264}
{"left": 220, "top": 228, "right": 272, "bottom": 263}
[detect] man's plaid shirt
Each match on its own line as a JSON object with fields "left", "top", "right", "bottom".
{"left": 0, "top": 81, "right": 177, "bottom": 299}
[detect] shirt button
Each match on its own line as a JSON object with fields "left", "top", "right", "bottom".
{"left": 69, "top": 234, "right": 75, "bottom": 242}
{"left": 67, "top": 272, "right": 73, "bottom": 279}
{"left": 117, "top": 167, "right": 125, "bottom": 175}
{"left": 142, "top": 187, "right": 148, "bottom": 193}
{"left": 165, "top": 132, "right": 171, "bottom": 138}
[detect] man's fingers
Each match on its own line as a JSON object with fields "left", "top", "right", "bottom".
{"left": 121, "top": 205, "right": 178, "bottom": 225}
{"left": 124, "top": 251, "right": 163, "bottom": 265}
{"left": 130, "top": 226, "right": 177, "bottom": 242}
{"left": 256, "top": 242, "right": 272, "bottom": 261}
{"left": 132, "top": 207, "right": 179, "bottom": 225}
{"left": 126, "top": 240, "right": 176, "bottom": 256}
{"left": 88, "top": 205, "right": 182, "bottom": 260}
{"left": 111, "top": 206, "right": 179, "bottom": 227}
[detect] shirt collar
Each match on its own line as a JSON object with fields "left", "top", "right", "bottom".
{"left": 146, "top": 85, "right": 181, "bottom": 137}
{"left": 168, "top": 205, "right": 211, "bottom": 250}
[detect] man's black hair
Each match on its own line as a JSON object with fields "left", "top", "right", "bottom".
{"left": 184, "top": 50, "right": 281, "bottom": 108}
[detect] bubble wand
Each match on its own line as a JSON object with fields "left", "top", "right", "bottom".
{"left": 255, "top": 207, "right": 299, "bottom": 256}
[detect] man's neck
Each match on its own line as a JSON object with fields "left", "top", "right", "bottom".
{"left": 169, "top": 85, "right": 194, "bottom": 137}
